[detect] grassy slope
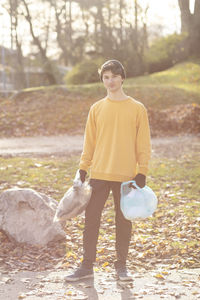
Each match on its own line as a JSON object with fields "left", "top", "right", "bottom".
{"left": 14, "top": 60, "right": 200, "bottom": 107}
{"left": 0, "top": 61, "right": 200, "bottom": 137}
{"left": 125, "top": 61, "right": 200, "bottom": 108}
{"left": 68, "top": 61, "right": 200, "bottom": 109}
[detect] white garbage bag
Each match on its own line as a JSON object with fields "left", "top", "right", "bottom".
{"left": 120, "top": 180, "right": 157, "bottom": 220}
{"left": 54, "top": 171, "right": 92, "bottom": 222}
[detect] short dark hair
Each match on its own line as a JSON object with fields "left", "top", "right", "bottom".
{"left": 98, "top": 60, "right": 126, "bottom": 81}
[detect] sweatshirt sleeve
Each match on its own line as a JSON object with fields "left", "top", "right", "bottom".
{"left": 136, "top": 105, "right": 151, "bottom": 175}
{"left": 79, "top": 106, "right": 96, "bottom": 172}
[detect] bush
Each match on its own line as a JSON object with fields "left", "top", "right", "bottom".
{"left": 65, "top": 58, "right": 105, "bottom": 85}
{"left": 145, "top": 33, "right": 189, "bottom": 73}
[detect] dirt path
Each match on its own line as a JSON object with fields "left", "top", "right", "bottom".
{"left": 0, "top": 134, "right": 199, "bottom": 157}
{"left": 1, "top": 268, "right": 200, "bottom": 300}
{"left": 0, "top": 134, "right": 84, "bottom": 156}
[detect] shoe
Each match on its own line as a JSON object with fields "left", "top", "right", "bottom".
{"left": 115, "top": 265, "right": 132, "bottom": 281}
{"left": 65, "top": 265, "right": 94, "bottom": 282}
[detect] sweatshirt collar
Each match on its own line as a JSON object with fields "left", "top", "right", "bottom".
{"left": 106, "top": 96, "right": 130, "bottom": 103}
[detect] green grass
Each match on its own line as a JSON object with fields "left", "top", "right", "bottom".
{"left": 149, "top": 155, "right": 200, "bottom": 200}
{"left": 0, "top": 156, "right": 79, "bottom": 200}
{"left": 20, "top": 83, "right": 106, "bottom": 99}
{"left": 126, "top": 62, "right": 200, "bottom": 85}
{"left": 0, "top": 148, "right": 199, "bottom": 203}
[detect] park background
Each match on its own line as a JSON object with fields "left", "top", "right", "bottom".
{"left": 0, "top": 0, "right": 200, "bottom": 299}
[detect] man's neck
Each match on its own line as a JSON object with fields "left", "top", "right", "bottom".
{"left": 107, "top": 89, "right": 128, "bottom": 101}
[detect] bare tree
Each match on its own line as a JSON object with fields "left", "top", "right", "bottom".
{"left": 10, "top": 0, "right": 27, "bottom": 89}
{"left": 21, "top": 0, "right": 57, "bottom": 84}
{"left": 1, "top": 0, "right": 26, "bottom": 88}
{"left": 1, "top": 0, "right": 157, "bottom": 85}
{"left": 49, "top": 0, "right": 69, "bottom": 65}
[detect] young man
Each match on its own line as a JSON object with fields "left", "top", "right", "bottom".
{"left": 65, "top": 60, "right": 151, "bottom": 282}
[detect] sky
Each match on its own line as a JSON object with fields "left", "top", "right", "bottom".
{"left": 0, "top": 0, "right": 196, "bottom": 54}
{"left": 141, "top": 0, "right": 181, "bottom": 34}
{"left": 128, "top": 0, "right": 195, "bottom": 34}
{"left": 136, "top": 0, "right": 194, "bottom": 35}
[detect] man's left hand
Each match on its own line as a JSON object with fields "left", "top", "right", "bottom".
{"left": 134, "top": 173, "right": 146, "bottom": 188}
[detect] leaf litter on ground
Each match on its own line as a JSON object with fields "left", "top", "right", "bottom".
{"left": 0, "top": 141, "right": 199, "bottom": 276}
{"left": 0, "top": 88, "right": 200, "bottom": 138}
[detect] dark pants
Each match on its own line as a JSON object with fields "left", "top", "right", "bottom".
{"left": 82, "top": 179, "right": 132, "bottom": 267}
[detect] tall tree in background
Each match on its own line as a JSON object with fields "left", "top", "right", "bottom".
{"left": 21, "top": 0, "right": 57, "bottom": 84}
{"left": 2, "top": 0, "right": 26, "bottom": 88}
{"left": 178, "top": 0, "right": 200, "bottom": 55}
{"left": 50, "top": 0, "right": 72, "bottom": 65}
{"left": 119, "top": 0, "right": 149, "bottom": 76}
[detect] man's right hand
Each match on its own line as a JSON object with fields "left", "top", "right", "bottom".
{"left": 79, "top": 169, "right": 87, "bottom": 183}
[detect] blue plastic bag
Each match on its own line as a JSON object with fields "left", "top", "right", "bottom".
{"left": 120, "top": 180, "right": 157, "bottom": 220}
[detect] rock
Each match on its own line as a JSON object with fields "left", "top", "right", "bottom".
{"left": 0, "top": 188, "right": 65, "bottom": 245}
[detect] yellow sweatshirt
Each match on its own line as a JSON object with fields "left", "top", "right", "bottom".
{"left": 79, "top": 96, "right": 151, "bottom": 182}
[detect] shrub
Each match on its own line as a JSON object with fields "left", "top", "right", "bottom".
{"left": 145, "top": 33, "right": 189, "bottom": 73}
{"left": 65, "top": 58, "right": 105, "bottom": 85}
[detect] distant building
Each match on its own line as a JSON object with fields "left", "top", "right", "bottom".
{"left": 0, "top": 45, "right": 71, "bottom": 95}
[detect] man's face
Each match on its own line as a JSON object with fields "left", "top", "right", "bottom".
{"left": 102, "top": 70, "right": 123, "bottom": 93}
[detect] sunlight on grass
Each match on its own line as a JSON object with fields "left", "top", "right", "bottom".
{"left": 0, "top": 151, "right": 199, "bottom": 204}
{"left": 125, "top": 61, "right": 200, "bottom": 85}
{"left": 0, "top": 156, "right": 79, "bottom": 200}
{"left": 22, "top": 85, "right": 67, "bottom": 92}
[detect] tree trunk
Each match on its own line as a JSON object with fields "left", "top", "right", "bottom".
{"left": 178, "top": 0, "right": 200, "bottom": 55}
{"left": 68, "top": 0, "right": 73, "bottom": 64}
{"left": 119, "top": 0, "right": 123, "bottom": 44}
{"left": 178, "top": 0, "right": 191, "bottom": 32}
{"left": 52, "top": 0, "right": 69, "bottom": 65}
{"left": 9, "top": 0, "right": 26, "bottom": 89}
{"left": 134, "top": 0, "right": 138, "bottom": 52}
{"left": 97, "top": 1, "right": 106, "bottom": 54}
{"left": 192, "top": 0, "right": 200, "bottom": 54}
{"left": 107, "top": 0, "right": 112, "bottom": 39}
